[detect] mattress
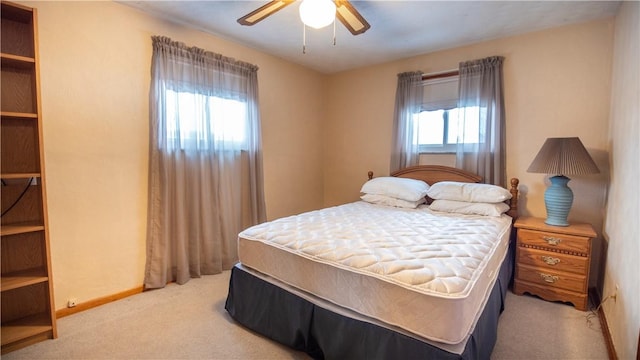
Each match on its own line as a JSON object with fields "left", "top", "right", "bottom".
{"left": 238, "top": 201, "right": 512, "bottom": 345}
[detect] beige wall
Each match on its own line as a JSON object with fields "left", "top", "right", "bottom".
{"left": 28, "top": 1, "right": 325, "bottom": 311}
{"left": 603, "top": 2, "right": 640, "bottom": 359}
{"left": 324, "top": 19, "right": 614, "bottom": 290}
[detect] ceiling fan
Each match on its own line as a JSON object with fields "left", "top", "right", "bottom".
{"left": 237, "top": 0, "right": 371, "bottom": 35}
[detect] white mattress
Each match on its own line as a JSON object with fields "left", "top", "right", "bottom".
{"left": 238, "top": 201, "right": 512, "bottom": 345}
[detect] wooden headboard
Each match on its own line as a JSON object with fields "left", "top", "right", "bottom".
{"left": 367, "top": 165, "right": 519, "bottom": 219}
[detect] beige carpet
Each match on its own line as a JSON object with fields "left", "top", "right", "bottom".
{"left": 4, "top": 271, "right": 609, "bottom": 359}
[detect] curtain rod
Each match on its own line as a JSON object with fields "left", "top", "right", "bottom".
{"left": 422, "top": 68, "right": 458, "bottom": 80}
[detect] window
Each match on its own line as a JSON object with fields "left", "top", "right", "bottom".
{"left": 413, "top": 74, "right": 481, "bottom": 153}
{"left": 415, "top": 107, "right": 481, "bottom": 152}
{"left": 164, "top": 89, "right": 248, "bottom": 151}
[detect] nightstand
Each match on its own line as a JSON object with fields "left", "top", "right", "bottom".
{"left": 513, "top": 216, "right": 597, "bottom": 311}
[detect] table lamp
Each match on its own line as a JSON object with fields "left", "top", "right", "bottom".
{"left": 527, "top": 137, "right": 599, "bottom": 226}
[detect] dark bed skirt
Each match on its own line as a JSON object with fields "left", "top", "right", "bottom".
{"left": 225, "top": 243, "right": 514, "bottom": 360}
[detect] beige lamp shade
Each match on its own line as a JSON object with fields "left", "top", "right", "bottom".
{"left": 527, "top": 137, "right": 600, "bottom": 175}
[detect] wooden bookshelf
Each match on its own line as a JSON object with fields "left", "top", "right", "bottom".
{"left": 1, "top": 0, "right": 57, "bottom": 353}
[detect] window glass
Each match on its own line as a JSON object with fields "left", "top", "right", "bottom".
{"left": 453, "top": 106, "right": 481, "bottom": 144}
{"left": 209, "top": 96, "right": 247, "bottom": 144}
{"left": 165, "top": 89, "right": 247, "bottom": 150}
{"left": 415, "top": 109, "right": 444, "bottom": 145}
{"left": 414, "top": 106, "right": 481, "bottom": 152}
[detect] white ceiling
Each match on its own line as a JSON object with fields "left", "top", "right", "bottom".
{"left": 120, "top": 1, "right": 620, "bottom": 74}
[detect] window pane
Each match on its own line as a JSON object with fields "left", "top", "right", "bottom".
{"left": 415, "top": 106, "right": 484, "bottom": 147}
{"left": 450, "top": 106, "right": 481, "bottom": 144}
{"left": 447, "top": 108, "right": 459, "bottom": 144}
{"left": 209, "top": 97, "right": 246, "bottom": 143}
{"left": 165, "top": 89, "right": 247, "bottom": 150}
{"left": 416, "top": 110, "right": 444, "bottom": 145}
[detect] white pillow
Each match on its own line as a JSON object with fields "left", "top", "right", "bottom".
{"left": 426, "top": 181, "right": 512, "bottom": 203}
{"left": 360, "top": 177, "right": 430, "bottom": 202}
{"left": 361, "top": 194, "right": 426, "bottom": 209}
{"left": 429, "top": 199, "right": 510, "bottom": 217}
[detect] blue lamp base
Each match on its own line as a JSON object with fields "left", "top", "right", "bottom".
{"left": 544, "top": 175, "right": 573, "bottom": 227}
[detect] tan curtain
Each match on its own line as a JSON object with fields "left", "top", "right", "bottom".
{"left": 456, "top": 56, "right": 506, "bottom": 186}
{"left": 144, "top": 36, "right": 266, "bottom": 289}
{"left": 390, "top": 71, "right": 424, "bottom": 172}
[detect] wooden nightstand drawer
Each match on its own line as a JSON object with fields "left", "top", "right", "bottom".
{"left": 516, "top": 264, "right": 586, "bottom": 293}
{"left": 517, "top": 247, "right": 588, "bottom": 275}
{"left": 518, "top": 228, "right": 589, "bottom": 256}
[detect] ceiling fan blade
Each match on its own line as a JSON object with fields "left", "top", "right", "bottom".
{"left": 237, "top": 0, "right": 295, "bottom": 26}
{"left": 334, "top": 0, "right": 370, "bottom": 35}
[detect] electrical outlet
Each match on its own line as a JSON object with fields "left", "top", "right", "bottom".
{"left": 67, "top": 298, "right": 77, "bottom": 308}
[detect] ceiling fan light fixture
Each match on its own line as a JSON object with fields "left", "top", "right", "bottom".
{"left": 299, "top": 0, "right": 336, "bottom": 29}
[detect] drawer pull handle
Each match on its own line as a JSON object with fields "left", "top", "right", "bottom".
{"left": 541, "top": 256, "right": 561, "bottom": 265}
{"left": 539, "top": 273, "right": 559, "bottom": 283}
{"left": 543, "top": 236, "right": 562, "bottom": 246}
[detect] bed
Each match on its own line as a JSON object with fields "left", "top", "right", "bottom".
{"left": 225, "top": 165, "right": 519, "bottom": 359}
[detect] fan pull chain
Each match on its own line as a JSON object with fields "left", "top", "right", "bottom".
{"left": 302, "top": 24, "right": 306, "bottom": 54}
{"left": 333, "top": 18, "right": 336, "bottom": 45}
